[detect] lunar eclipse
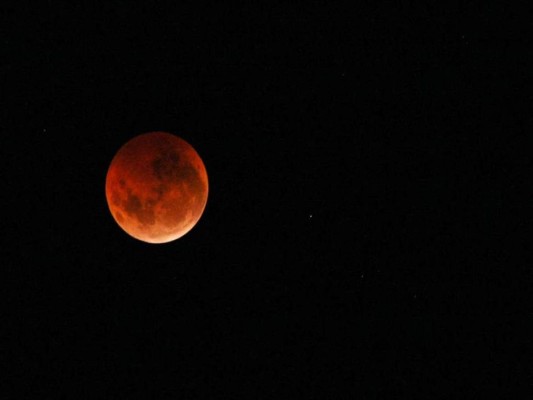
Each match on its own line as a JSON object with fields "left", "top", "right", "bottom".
{"left": 105, "top": 132, "right": 208, "bottom": 243}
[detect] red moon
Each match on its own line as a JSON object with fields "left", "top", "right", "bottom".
{"left": 105, "top": 132, "right": 208, "bottom": 243}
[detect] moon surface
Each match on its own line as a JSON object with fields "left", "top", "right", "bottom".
{"left": 105, "top": 132, "right": 208, "bottom": 243}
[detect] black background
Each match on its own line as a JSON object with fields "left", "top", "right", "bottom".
{"left": 2, "top": 2, "right": 531, "bottom": 398}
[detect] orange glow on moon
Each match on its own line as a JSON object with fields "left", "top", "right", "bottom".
{"left": 105, "top": 132, "right": 208, "bottom": 243}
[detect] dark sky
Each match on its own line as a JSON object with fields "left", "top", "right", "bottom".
{"left": 3, "top": 2, "right": 530, "bottom": 398}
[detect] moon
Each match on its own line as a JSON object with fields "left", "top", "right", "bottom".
{"left": 105, "top": 132, "right": 208, "bottom": 243}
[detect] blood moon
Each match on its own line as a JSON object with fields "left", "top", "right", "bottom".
{"left": 105, "top": 132, "right": 208, "bottom": 243}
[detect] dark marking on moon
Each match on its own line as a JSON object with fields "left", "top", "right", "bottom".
{"left": 152, "top": 150, "right": 181, "bottom": 181}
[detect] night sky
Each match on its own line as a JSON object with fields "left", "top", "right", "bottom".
{"left": 3, "top": 2, "right": 530, "bottom": 398}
